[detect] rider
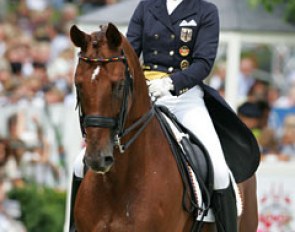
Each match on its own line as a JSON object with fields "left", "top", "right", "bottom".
{"left": 126, "top": 0, "right": 260, "bottom": 231}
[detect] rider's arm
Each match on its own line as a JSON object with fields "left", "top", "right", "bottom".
{"left": 171, "top": 2, "right": 220, "bottom": 95}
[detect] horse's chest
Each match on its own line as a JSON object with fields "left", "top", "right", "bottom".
{"left": 77, "top": 194, "right": 178, "bottom": 232}
{"left": 93, "top": 219, "right": 133, "bottom": 232}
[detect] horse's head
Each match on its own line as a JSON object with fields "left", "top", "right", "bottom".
{"left": 70, "top": 24, "right": 132, "bottom": 173}
{"left": 70, "top": 23, "right": 136, "bottom": 174}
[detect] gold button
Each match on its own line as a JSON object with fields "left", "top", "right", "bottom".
{"left": 170, "top": 34, "right": 175, "bottom": 40}
{"left": 154, "top": 34, "right": 159, "bottom": 39}
{"left": 153, "top": 50, "right": 158, "bottom": 55}
{"left": 169, "top": 50, "right": 174, "bottom": 56}
{"left": 153, "top": 64, "right": 158, "bottom": 69}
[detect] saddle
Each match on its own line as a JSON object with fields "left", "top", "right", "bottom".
{"left": 154, "top": 105, "right": 214, "bottom": 225}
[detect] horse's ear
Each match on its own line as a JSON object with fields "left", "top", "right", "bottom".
{"left": 70, "top": 25, "right": 90, "bottom": 50}
{"left": 106, "top": 23, "right": 122, "bottom": 49}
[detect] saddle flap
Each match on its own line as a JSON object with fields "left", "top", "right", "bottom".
{"left": 154, "top": 105, "right": 214, "bottom": 216}
{"left": 181, "top": 137, "right": 209, "bottom": 187}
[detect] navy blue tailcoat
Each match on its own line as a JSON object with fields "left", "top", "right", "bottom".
{"left": 127, "top": 0, "right": 260, "bottom": 183}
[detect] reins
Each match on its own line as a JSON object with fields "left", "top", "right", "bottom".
{"left": 76, "top": 50, "right": 155, "bottom": 153}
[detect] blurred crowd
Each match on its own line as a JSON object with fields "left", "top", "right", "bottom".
{"left": 0, "top": 2, "right": 78, "bottom": 108}
{"left": 210, "top": 56, "right": 295, "bottom": 162}
{"left": 0, "top": 1, "right": 103, "bottom": 230}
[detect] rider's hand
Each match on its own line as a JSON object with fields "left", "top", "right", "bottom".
{"left": 147, "top": 77, "right": 174, "bottom": 99}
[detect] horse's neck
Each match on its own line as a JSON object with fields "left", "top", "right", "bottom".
{"left": 103, "top": 40, "right": 162, "bottom": 188}
{"left": 122, "top": 39, "right": 152, "bottom": 119}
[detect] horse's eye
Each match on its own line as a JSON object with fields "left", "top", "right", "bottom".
{"left": 112, "top": 81, "right": 125, "bottom": 96}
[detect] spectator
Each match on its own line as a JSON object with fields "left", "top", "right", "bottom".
{"left": 267, "top": 85, "right": 281, "bottom": 107}
{"left": 46, "top": 23, "right": 71, "bottom": 62}
{"left": 247, "top": 80, "right": 269, "bottom": 103}
{"left": 0, "top": 137, "right": 10, "bottom": 180}
{"left": 273, "top": 83, "right": 295, "bottom": 108}
{"left": 237, "top": 101, "right": 262, "bottom": 139}
{"left": 4, "top": 43, "right": 28, "bottom": 77}
{"left": 6, "top": 114, "right": 26, "bottom": 184}
{"left": 0, "top": 179, "right": 26, "bottom": 232}
{"left": 258, "top": 127, "right": 280, "bottom": 158}
{"left": 256, "top": 100, "right": 271, "bottom": 130}
{"left": 20, "top": 120, "right": 59, "bottom": 187}
{"left": 237, "top": 57, "right": 256, "bottom": 102}
{"left": 0, "top": 135, "right": 23, "bottom": 191}
{"left": 47, "top": 47, "right": 75, "bottom": 96}
{"left": 209, "top": 61, "right": 226, "bottom": 92}
{"left": 61, "top": 3, "right": 78, "bottom": 26}
{"left": 25, "top": 0, "right": 49, "bottom": 12}
{"left": 79, "top": 0, "right": 117, "bottom": 13}
{"left": 0, "top": 24, "right": 8, "bottom": 56}
{"left": 44, "top": 85, "right": 65, "bottom": 104}
{"left": 278, "top": 115, "right": 295, "bottom": 161}
{"left": 0, "top": 59, "right": 11, "bottom": 105}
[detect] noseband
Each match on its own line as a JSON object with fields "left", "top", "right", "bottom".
{"left": 76, "top": 50, "right": 155, "bottom": 153}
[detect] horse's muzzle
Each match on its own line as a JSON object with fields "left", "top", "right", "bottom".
{"left": 84, "top": 153, "right": 114, "bottom": 174}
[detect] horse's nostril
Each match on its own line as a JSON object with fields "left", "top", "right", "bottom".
{"left": 84, "top": 153, "right": 114, "bottom": 173}
{"left": 104, "top": 156, "right": 114, "bottom": 166}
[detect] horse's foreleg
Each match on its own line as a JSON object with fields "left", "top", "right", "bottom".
{"left": 238, "top": 175, "right": 258, "bottom": 232}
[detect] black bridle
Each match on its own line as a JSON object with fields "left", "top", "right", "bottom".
{"left": 76, "top": 50, "right": 155, "bottom": 153}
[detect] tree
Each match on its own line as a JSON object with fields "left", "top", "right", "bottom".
{"left": 249, "top": 0, "right": 295, "bottom": 24}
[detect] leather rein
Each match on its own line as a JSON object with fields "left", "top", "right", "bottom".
{"left": 75, "top": 50, "right": 155, "bottom": 153}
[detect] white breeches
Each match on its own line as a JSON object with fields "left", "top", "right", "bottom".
{"left": 156, "top": 86, "right": 230, "bottom": 190}
{"left": 73, "top": 147, "right": 86, "bottom": 178}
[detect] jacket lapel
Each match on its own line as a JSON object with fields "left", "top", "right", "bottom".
{"left": 149, "top": 0, "right": 174, "bottom": 32}
{"left": 170, "top": 0, "right": 199, "bottom": 24}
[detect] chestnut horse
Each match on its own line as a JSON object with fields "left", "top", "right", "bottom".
{"left": 70, "top": 23, "right": 258, "bottom": 232}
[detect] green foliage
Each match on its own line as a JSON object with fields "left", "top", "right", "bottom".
{"left": 249, "top": 0, "right": 295, "bottom": 24}
{"left": 8, "top": 185, "right": 66, "bottom": 232}
{"left": 285, "top": 1, "right": 295, "bottom": 23}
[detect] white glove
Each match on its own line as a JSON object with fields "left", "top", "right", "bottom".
{"left": 147, "top": 77, "right": 174, "bottom": 98}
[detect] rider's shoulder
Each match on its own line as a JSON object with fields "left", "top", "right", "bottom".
{"left": 200, "top": 0, "right": 219, "bottom": 13}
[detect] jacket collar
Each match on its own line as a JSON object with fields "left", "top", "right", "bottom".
{"left": 149, "top": 0, "right": 200, "bottom": 31}
{"left": 170, "top": 0, "right": 199, "bottom": 24}
{"left": 149, "top": 0, "right": 174, "bottom": 32}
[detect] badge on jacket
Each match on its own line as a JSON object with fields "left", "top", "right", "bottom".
{"left": 180, "top": 60, "right": 189, "bottom": 70}
{"left": 180, "top": 27, "right": 193, "bottom": 43}
{"left": 179, "top": 46, "right": 190, "bottom": 57}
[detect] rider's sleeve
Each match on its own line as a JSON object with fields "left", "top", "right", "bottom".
{"left": 126, "top": 1, "right": 144, "bottom": 57}
{"left": 170, "top": 3, "right": 220, "bottom": 96}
